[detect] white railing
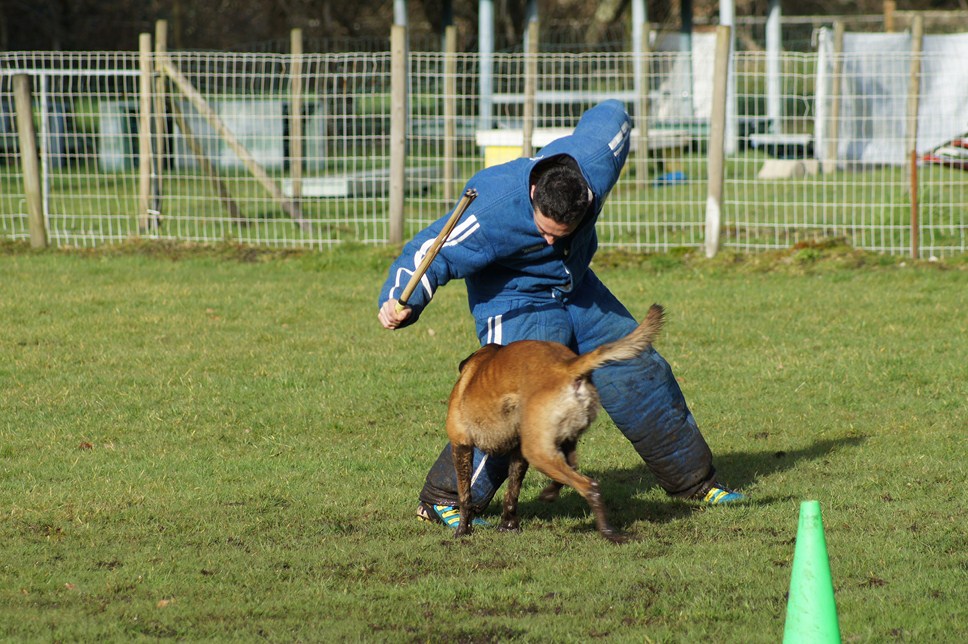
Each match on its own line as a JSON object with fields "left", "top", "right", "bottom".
{"left": 1, "top": 34, "right": 965, "bottom": 258}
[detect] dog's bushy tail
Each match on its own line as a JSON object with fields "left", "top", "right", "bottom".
{"left": 570, "top": 303, "right": 664, "bottom": 376}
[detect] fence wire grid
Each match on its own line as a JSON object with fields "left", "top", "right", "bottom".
{"left": 1, "top": 44, "right": 965, "bottom": 257}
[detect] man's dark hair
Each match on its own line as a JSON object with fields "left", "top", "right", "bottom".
{"left": 531, "top": 156, "right": 592, "bottom": 226}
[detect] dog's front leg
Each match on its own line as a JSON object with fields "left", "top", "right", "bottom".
{"left": 452, "top": 444, "right": 476, "bottom": 537}
{"left": 499, "top": 450, "right": 529, "bottom": 532}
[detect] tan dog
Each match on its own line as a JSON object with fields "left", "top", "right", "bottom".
{"left": 446, "top": 303, "right": 665, "bottom": 543}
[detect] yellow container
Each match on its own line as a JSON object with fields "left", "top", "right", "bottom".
{"left": 475, "top": 130, "right": 525, "bottom": 168}
{"left": 484, "top": 145, "right": 523, "bottom": 168}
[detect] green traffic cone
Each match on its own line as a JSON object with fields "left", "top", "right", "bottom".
{"left": 783, "top": 500, "right": 842, "bottom": 643}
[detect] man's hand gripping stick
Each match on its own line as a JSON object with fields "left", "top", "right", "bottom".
{"left": 395, "top": 188, "right": 478, "bottom": 312}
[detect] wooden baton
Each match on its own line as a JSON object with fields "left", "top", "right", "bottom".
{"left": 395, "top": 188, "right": 478, "bottom": 312}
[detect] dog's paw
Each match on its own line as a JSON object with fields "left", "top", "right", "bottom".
{"left": 497, "top": 520, "right": 521, "bottom": 533}
{"left": 538, "top": 483, "right": 562, "bottom": 503}
{"left": 601, "top": 530, "right": 629, "bottom": 545}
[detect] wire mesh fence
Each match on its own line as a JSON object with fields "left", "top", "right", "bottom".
{"left": 1, "top": 37, "right": 965, "bottom": 257}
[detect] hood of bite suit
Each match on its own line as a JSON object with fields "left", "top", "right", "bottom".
{"left": 531, "top": 99, "right": 632, "bottom": 215}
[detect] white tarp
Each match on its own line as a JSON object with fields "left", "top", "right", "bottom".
{"left": 651, "top": 31, "right": 717, "bottom": 126}
{"left": 816, "top": 28, "right": 968, "bottom": 166}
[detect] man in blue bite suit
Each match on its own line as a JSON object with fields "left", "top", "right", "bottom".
{"left": 378, "top": 100, "right": 744, "bottom": 529}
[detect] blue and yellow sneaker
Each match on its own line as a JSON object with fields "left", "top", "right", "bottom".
{"left": 695, "top": 483, "right": 746, "bottom": 505}
{"left": 416, "top": 502, "right": 490, "bottom": 528}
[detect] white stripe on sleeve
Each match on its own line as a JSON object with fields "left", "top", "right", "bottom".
{"left": 608, "top": 121, "right": 631, "bottom": 157}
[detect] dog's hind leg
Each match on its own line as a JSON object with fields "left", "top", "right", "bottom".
{"left": 452, "top": 444, "right": 476, "bottom": 538}
{"left": 581, "top": 479, "right": 627, "bottom": 544}
{"left": 538, "top": 439, "right": 577, "bottom": 503}
{"left": 524, "top": 445, "right": 625, "bottom": 544}
{"left": 499, "top": 449, "right": 529, "bottom": 532}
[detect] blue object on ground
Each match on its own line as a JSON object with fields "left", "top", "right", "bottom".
{"left": 654, "top": 171, "right": 687, "bottom": 187}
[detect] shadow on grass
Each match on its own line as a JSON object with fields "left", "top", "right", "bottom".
{"left": 713, "top": 434, "right": 867, "bottom": 493}
{"left": 507, "top": 435, "right": 867, "bottom": 533}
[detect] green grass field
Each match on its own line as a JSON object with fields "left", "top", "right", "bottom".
{"left": 1, "top": 241, "right": 965, "bottom": 641}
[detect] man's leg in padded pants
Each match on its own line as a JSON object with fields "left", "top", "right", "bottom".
{"left": 569, "top": 271, "right": 716, "bottom": 497}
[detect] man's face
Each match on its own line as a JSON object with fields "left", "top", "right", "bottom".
{"left": 533, "top": 208, "right": 578, "bottom": 245}
{"left": 530, "top": 184, "right": 579, "bottom": 245}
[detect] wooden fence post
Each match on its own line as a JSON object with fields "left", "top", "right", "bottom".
{"left": 823, "top": 22, "right": 845, "bottom": 175}
{"left": 522, "top": 19, "right": 538, "bottom": 159}
{"left": 389, "top": 24, "right": 407, "bottom": 245}
{"left": 152, "top": 20, "right": 168, "bottom": 225}
{"left": 289, "top": 28, "right": 304, "bottom": 214}
{"left": 910, "top": 150, "right": 919, "bottom": 260}
{"left": 443, "top": 25, "right": 457, "bottom": 203}
{"left": 634, "top": 21, "right": 651, "bottom": 182}
{"left": 138, "top": 33, "right": 154, "bottom": 232}
{"left": 704, "top": 25, "right": 731, "bottom": 259}
{"left": 884, "top": 0, "right": 897, "bottom": 33}
{"left": 906, "top": 16, "right": 923, "bottom": 258}
{"left": 905, "top": 16, "right": 923, "bottom": 187}
{"left": 13, "top": 74, "right": 47, "bottom": 248}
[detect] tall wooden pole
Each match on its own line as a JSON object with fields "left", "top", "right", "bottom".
{"left": 443, "top": 25, "right": 457, "bottom": 203}
{"left": 704, "top": 26, "right": 731, "bottom": 259}
{"left": 884, "top": 0, "right": 897, "bottom": 33}
{"left": 138, "top": 33, "right": 154, "bottom": 232}
{"left": 910, "top": 150, "right": 919, "bottom": 259}
{"left": 522, "top": 19, "right": 538, "bottom": 159}
{"left": 152, "top": 20, "right": 168, "bottom": 225}
{"left": 13, "top": 74, "right": 47, "bottom": 248}
{"left": 389, "top": 24, "right": 407, "bottom": 244}
{"left": 634, "top": 21, "right": 651, "bottom": 182}
{"left": 823, "top": 22, "right": 844, "bottom": 175}
{"left": 289, "top": 28, "right": 304, "bottom": 215}
{"left": 905, "top": 16, "right": 923, "bottom": 186}
{"left": 906, "top": 16, "right": 923, "bottom": 259}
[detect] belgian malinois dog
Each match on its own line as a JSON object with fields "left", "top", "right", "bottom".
{"left": 446, "top": 303, "right": 665, "bottom": 543}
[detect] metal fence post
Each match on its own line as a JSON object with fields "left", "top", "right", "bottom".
{"left": 13, "top": 74, "right": 47, "bottom": 249}
{"left": 704, "top": 25, "right": 731, "bottom": 259}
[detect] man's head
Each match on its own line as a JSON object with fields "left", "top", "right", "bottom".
{"left": 530, "top": 156, "right": 592, "bottom": 245}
